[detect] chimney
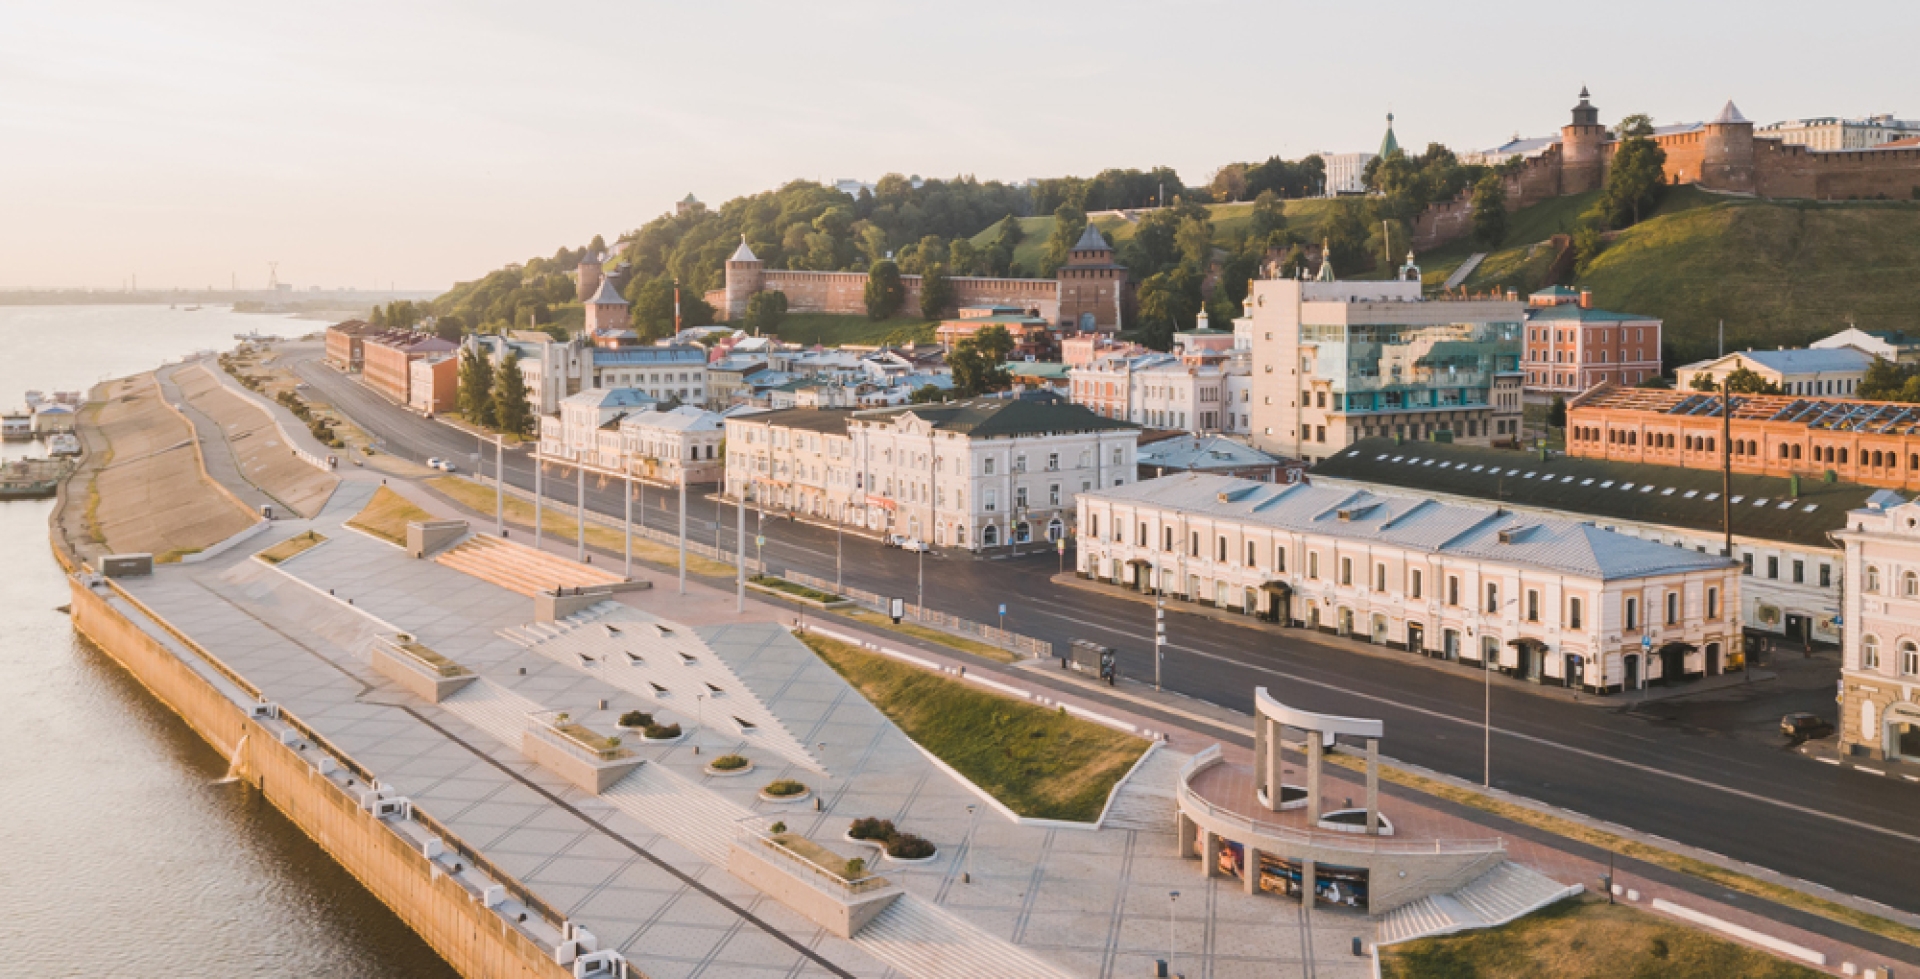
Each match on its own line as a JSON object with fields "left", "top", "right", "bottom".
{"left": 1579, "top": 289, "right": 1592, "bottom": 309}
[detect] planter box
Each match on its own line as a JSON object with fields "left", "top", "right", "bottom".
{"left": 726, "top": 837, "right": 899, "bottom": 939}
{"left": 746, "top": 579, "right": 854, "bottom": 610}
{"left": 519, "top": 724, "right": 641, "bottom": 794}
{"left": 705, "top": 760, "right": 755, "bottom": 777}
{"left": 370, "top": 636, "right": 476, "bottom": 703}
{"left": 758, "top": 785, "right": 812, "bottom": 804}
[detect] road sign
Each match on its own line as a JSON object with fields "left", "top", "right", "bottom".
{"left": 999, "top": 603, "right": 1007, "bottom": 617}
{"left": 755, "top": 535, "right": 765, "bottom": 548}
{"left": 1056, "top": 538, "right": 1065, "bottom": 553}
{"left": 889, "top": 597, "right": 904, "bottom": 623}
{"left": 1642, "top": 635, "right": 1653, "bottom": 650}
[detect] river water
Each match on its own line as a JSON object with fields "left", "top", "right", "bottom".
{"left": 0, "top": 306, "right": 457, "bottom": 978}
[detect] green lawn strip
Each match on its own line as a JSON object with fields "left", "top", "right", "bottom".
{"left": 749, "top": 574, "right": 843, "bottom": 603}
{"left": 1328, "top": 753, "right": 1920, "bottom": 950}
{"left": 1381, "top": 898, "right": 1826, "bottom": 979}
{"left": 346, "top": 485, "right": 433, "bottom": 546}
{"left": 257, "top": 530, "right": 326, "bottom": 564}
{"left": 799, "top": 630, "right": 1147, "bottom": 821}
{"left": 826, "top": 607, "right": 1018, "bottom": 664}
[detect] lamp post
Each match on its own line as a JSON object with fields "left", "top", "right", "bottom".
{"left": 533, "top": 445, "right": 544, "bottom": 549}
{"left": 490, "top": 433, "right": 504, "bottom": 535}
{"left": 678, "top": 469, "right": 688, "bottom": 596}
{"left": 1155, "top": 596, "right": 1167, "bottom": 691}
{"left": 575, "top": 460, "right": 586, "bottom": 563}
{"left": 835, "top": 511, "right": 844, "bottom": 593}
{"left": 1168, "top": 890, "right": 1181, "bottom": 977}
{"left": 963, "top": 803, "right": 978, "bottom": 884}
{"left": 917, "top": 542, "right": 925, "bottom": 610}
{"left": 1484, "top": 597, "right": 1518, "bottom": 788}
{"left": 623, "top": 471, "right": 633, "bottom": 578}
{"left": 736, "top": 479, "right": 747, "bottom": 614}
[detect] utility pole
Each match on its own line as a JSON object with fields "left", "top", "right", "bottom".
{"left": 677, "top": 471, "right": 688, "bottom": 595}
{"left": 736, "top": 481, "right": 747, "bottom": 613}
{"left": 576, "top": 462, "right": 586, "bottom": 563}
{"left": 1722, "top": 380, "right": 1734, "bottom": 559}
{"left": 534, "top": 448, "right": 544, "bottom": 549}
{"left": 623, "top": 472, "right": 633, "bottom": 578}
{"left": 491, "top": 435, "right": 503, "bottom": 535}
{"left": 1155, "top": 597, "right": 1167, "bottom": 691}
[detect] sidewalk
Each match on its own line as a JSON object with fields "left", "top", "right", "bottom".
{"left": 393, "top": 473, "right": 1919, "bottom": 975}
{"left": 1049, "top": 571, "right": 1779, "bottom": 708}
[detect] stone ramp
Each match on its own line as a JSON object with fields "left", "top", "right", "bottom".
{"left": 173, "top": 363, "right": 338, "bottom": 517}
{"left": 219, "top": 554, "right": 392, "bottom": 654}
{"left": 1443, "top": 252, "right": 1488, "bottom": 290}
{"left": 858, "top": 896, "right": 1076, "bottom": 979}
{"left": 438, "top": 679, "right": 543, "bottom": 746}
{"left": 434, "top": 533, "right": 627, "bottom": 597}
{"left": 1376, "top": 861, "right": 1583, "bottom": 945}
{"left": 1099, "top": 745, "right": 1187, "bottom": 831}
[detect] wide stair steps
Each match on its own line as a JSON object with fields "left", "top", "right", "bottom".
{"left": 438, "top": 680, "right": 545, "bottom": 747}
{"left": 497, "top": 602, "right": 620, "bottom": 648}
{"left": 434, "top": 534, "right": 627, "bottom": 597}
{"left": 857, "top": 896, "right": 1075, "bottom": 979}
{"left": 599, "top": 761, "right": 748, "bottom": 865}
{"left": 1442, "top": 252, "right": 1488, "bottom": 290}
{"left": 1099, "top": 747, "right": 1187, "bottom": 832}
{"left": 1376, "top": 861, "right": 1582, "bottom": 945}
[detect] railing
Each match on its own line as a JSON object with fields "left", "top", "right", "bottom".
{"left": 411, "top": 806, "right": 568, "bottom": 930}
{"left": 377, "top": 635, "right": 471, "bottom": 679}
{"left": 470, "top": 473, "right": 763, "bottom": 574}
{"left": 734, "top": 822, "right": 894, "bottom": 900}
{"left": 782, "top": 569, "right": 1053, "bottom": 659}
{"left": 1177, "top": 747, "right": 1504, "bottom": 856}
{"left": 525, "top": 715, "right": 633, "bottom": 763}
{"left": 102, "top": 578, "right": 264, "bottom": 701}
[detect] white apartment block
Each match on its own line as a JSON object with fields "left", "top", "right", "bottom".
{"left": 1068, "top": 353, "right": 1244, "bottom": 434}
{"left": 1321, "top": 152, "right": 1375, "bottom": 195}
{"left": 592, "top": 345, "right": 712, "bottom": 408}
{"left": 1077, "top": 473, "right": 1742, "bottom": 693}
{"left": 465, "top": 332, "right": 589, "bottom": 416}
{"left": 724, "top": 396, "right": 1140, "bottom": 550}
{"left": 1757, "top": 114, "right": 1920, "bottom": 151}
{"left": 619, "top": 406, "right": 726, "bottom": 485}
{"left": 1835, "top": 492, "right": 1920, "bottom": 765}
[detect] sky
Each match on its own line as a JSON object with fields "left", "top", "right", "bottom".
{"left": 3, "top": 0, "right": 1915, "bottom": 293}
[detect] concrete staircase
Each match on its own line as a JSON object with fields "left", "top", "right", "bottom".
{"left": 438, "top": 679, "right": 544, "bottom": 747}
{"left": 599, "top": 760, "right": 749, "bottom": 864}
{"left": 497, "top": 602, "right": 619, "bottom": 647}
{"left": 1442, "top": 252, "right": 1488, "bottom": 290}
{"left": 434, "top": 534, "right": 627, "bottom": 597}
{"left": 1099, "top": 747, "right": 1187, "bottom": 832}
{"left": 1376, "top": 861, "right": 1583, "bottom": 945}
{"left": 857, "top": 896, "right": 1076, "bottom": 979}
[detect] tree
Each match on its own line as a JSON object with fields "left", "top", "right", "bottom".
{"left": 1039, "top": 204, "right": 1087, "bottom": 276}
{"left": 949, "top": 326, "right": 1014, "bottom": 396}
{"left": 918, "top": 264, "right": 953, "bottom": 319}
{"left": 1548, "top": 395, "right": 1567, "bottom": 429}
{"left": 1470, "top": 173, "right": 1507, "bottom": 247}
{"left": 1857, "top": 357, "right": 1914, "bottom": 400}
{"left": 948, "top": 238, "right": 980, "bottom": 276}
{"left": 1247, "top": 190, "right": 1288, "bottom": 241}
{"left": 1722, "top": 365, "right": 1781, "bottom": 395}
{"left": 492, "top": 352, "right": 533, "bottom": 435}
{"left": 1323, "top": 199, "right": 1373, "bottom": 273}
{"left": 745, "top": 290, "right": 788, "bottom": 333}
{"left": 1605, "top": 137, "right": 1667, "bottom": 226}
{"left": 1175, "top": 215, "right": 1214, "bottom": 269}
{"left": 627, "top": 276, "right": 714, "bottom": 338}
{"left": 457, "top": 345, "right": 494, "bottom": 428}
{"left": 1689, "top": 371, "right": 1719, "bottom": 392}
{"left": 1617, "top": 113, "right": 1655, "bottom": 139}
{"left": 909, "top": 384, "right": 948, "bottom": 404}
{"left": 1134, "top": 267, "right": 1202, "bottom": 351}
{"left": 433, "top": 313, "right": 466, "bottom": 343}
{"left": 864, "top": 260, "right": 906, "bottom": 320}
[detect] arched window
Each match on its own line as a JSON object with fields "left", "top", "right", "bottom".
{"left": 1867, "top": 566, "right": 1882, "bottom": 592}
{"left": 1780, "top": 443, "right": 1791, "bottom": 460}
{"left": 1905, "top": 641, "right": 1920, "bottom": 676}
{"left": 1904, "top": 571, "right": 1917, "bottom": 598}
{"left": 982, "top": 524, "right": 999, "bottom": 546}
{"left": 1792, "top": 444, "right": 1802, "bottom": 460}
{"left": 1840, "top": 448, "right": 1849, "bottom": 464}
{"left": 1749, "top": 440, "right": 1759, "bottom": 456}
{"left": 1863, "top": 635, "right": 1880, "bottom": 669}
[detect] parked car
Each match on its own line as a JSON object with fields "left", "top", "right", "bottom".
{"left": 1780, "top": 712, "right": 1833, "bottom": 739}
{"left": 883, "top": 534, "right": 907, "bottom": 549}
{"left": 427, "top": 457, "right": 444, "bottom": 470}
{"left": 898, "top": 537, "right": 931, "bottom": 553}
{"left": 439, "top": 461, "right": 457, "bottom": 473}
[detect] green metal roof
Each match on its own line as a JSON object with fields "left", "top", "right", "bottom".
{"left": 1526, "top": 305, "right": 1652, "bottom": 323}
{"left": 1311, "top": 437, "right": 1867, "bottom": 549}
{"left": 859, "top": 395, "right": 1137, "bottom": 438}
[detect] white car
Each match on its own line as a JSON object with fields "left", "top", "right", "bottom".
{"left": 898, "top": 537, "right": 931, "bottom": 553}
{"left": 427, "top": 457, "right": 444, "bottom": 470}
{"left": 439, "top": 461, "right": 457, "bottom": 473}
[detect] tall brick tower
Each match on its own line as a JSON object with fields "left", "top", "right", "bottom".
{"left": 576, "top": 250, "right": 604, "bottom": 302}
{"left": 1701, "top": 101, "right": 1756, "bottom": 194}
{"left": 1056, "top": 224, "right": 1127, "bottom": 333}
{"left": 722, "top": 236, "right": 764, "bottom": 323}
{"left": 583, "top": 276, "right": 629, "bottom": 344}
{"left": 1560, "top": 87, "right": 1609, "bottom": 194}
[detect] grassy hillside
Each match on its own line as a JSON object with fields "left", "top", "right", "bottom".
{"left": 974, "top": 198, "right": 1347, "bottom": 270}
{"left": 1418, "top": 188, "right": 1920, "bottom": 363}
{"left": 770, "top": 313, "right": 933, "bottom": 347}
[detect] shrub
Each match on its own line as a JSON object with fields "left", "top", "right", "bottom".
{"left": 710, "top": 753, "right": 749, "bottom": 771}
{"left": 643, "top": 722, "right": 681, "bottom": 740}
{"left": 885, "top": 833, "right": 936, "bottom": 859}
{"left": 763, "top": 779, "right": 806, "bottom": 797}
{"left": 618, "top": 710, "right": 654, "bottom": 728}
{"left": 845, "top": 857, "right": 867, "bottom": 877}
{"left": 769, "top": 821, "right": 787, "bottom": 834}
{"left": 848, "top": 817, "right": 897, "bottom": 841}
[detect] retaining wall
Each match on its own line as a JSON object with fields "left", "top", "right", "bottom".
{"left": 66, "top": 578, "right": 573, "bottom": 979}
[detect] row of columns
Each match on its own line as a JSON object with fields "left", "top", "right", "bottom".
{"left": 1250, "top": 712, "right": 1381, "bottom": 835}
{"left": 1178, "top": 810, "right": 1320, "bottom": 902}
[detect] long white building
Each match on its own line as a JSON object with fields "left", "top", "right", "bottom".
{"left": 1077, "top": 472, "right": 1742, "bottom": 693}
{"left": 724, "top": 395, "right": 1140, "bottom": 550}
{"left": 1835, "top": 492, "right": 1920, "bottom": 764}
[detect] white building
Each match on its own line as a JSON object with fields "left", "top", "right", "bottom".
{"left": 465, "top": 331, "right": 589, "bottom": 416}
{"left": 1813, "top": 327, "right": 1920, "bottom": 366}
{"left": 1757, "top": 114, "right": 1920, "bottom": 151}
{"left": 1675, "top": 348, "right": 1874, "bottom": 398}
{"left": 591, "top": 345, "right": 712, "bottom": 407}
{"left": 724, "top": 396, "right": 1140, "bottom": 550}
{"left": 1835, "top": 491, "right": 1920, "bottom": 764}
{"left": 619, "top": 405, "right": 725, "bottom": 485}
{"left": 1321, "top": 152, "right": 1375, "bottom": 196}
{"left": 540, "top": 388, "right": 659, "bottom": 465}
{"left": 1069, "top": 351, "right": 1246, "bottom": 435}
{"left": 1077, "top": 472, "right": 1743, "bottom": 692}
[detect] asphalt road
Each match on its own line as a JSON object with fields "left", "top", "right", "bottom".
{"left": 293, "top": 348, "right": 1920, "bottom": 913}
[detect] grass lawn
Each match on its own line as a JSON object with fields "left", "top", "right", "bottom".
{"left": 749, "top": 574, "right": 844, "bottom": 603}
{"left": 1382, "top": 899, "right": 1825, "bottom": 979}
{"left": 427, "top": 475, "right": 736, "bottom": 577}
{"left": 1325, "top": 751, "right": 1920, "bottom": 951}
{"left": 257, "top": 530, "right": 326, "bottom": 564}
{"left": 827, "top": 607, "right": 1019, "bottom": 664}
{"left": 773, "top": 314, "right": 933, "bottom": 347}
{"left": 346, "top": 486, "right": 433, "bottom": 546}
{"left": 799, "top": 630, "right": 1148, "bottom": 821}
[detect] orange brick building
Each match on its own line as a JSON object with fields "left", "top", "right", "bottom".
{"left": 1567, "top": 384, "right": 1920, "bottom": 492}
{"left": 324, "top": 319, "right": 383, "bottom": 370}
{"left": 363, "top": 331, "right": 456, "bottom": 405}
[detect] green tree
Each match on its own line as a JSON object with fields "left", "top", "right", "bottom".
{"left": 369, "top": 305, "right": 387, "bottom": 328}
{"left": 864, "top": 260, "right": 906, "bottom": 320}
{"left": 919, "top": 263, "right": 953, "bottom": 319}
{"left": 433, "top": 313, "right": 466, "bottom": 343}
{"left": 1617, "top": 113, "right": 1655, "bottom": 138}
{"left": 948, "top": 238, "right": 980, "bottom": 276}
{"left": 1605, "top": 137, "right": 1667, "bottom": 226}
{"left": 457, "top": 345, "right": 494, "bottom": 428}
{"left": 745, "top": 290, "right": 788, "bottom": 333}
{"left": 1689, "top": 371, "right": 1719, "bottom": 392}
{"left": 1323, "top": 199, "right": 1373, "bottom": 273}
{"left": 1175, "top": 215, "right": 1215, "bottom": 269}
{"left": 1548, "top": 395, "right": 1567, "bottom": 429}
{"left": 1722, "top": 365, "right": 1781, "bottom": 395}
{"left": 950, "top": 326, "right": 1014, "bottom": 396}
{"left": 1857, "top": 357, "right": 1914, "bottom": 400}
{"left": 909, "top": 384, "right": 948, "bottom": 404}
{"left": 627, "top": 276, "right": 714, "bottom": 338}
{"left": 1247, "top": 190, "right": 1288, "bottom": 241}
{"left": 1470, "top": 173, "right": 1508, "bottom": 247}
{"left": 1134, "top": 266, "right": 1202, "bottom": 350}
{"left": 1039, "top": 204, "right": 1088, "bottom": 276}
{"left": 492, "top": 352, "right": 533, "bottom": 435}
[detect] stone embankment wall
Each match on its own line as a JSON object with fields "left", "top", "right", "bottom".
{"left": 66, "top": 578, "right": 571, "bottom": 979}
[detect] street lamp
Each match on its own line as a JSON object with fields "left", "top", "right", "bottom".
{"left": 963, "top": 803, "right": 978, "bottom": 884}
{"left": 1155, "top": 596, "right": 1167, "bottom": 691}
{"left": 1481, "top": 597, "right": 1518, "bottom": 788}
{"left": 1168, "top": 890, "right": 1181, "bottom": 977}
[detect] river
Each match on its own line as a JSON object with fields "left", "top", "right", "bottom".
{"left": 0, "top": 306, "right": 457, "bottom": 978}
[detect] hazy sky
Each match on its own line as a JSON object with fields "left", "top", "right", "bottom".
{"left": 4, "top": 1, "right": 1914, "bottom": 293}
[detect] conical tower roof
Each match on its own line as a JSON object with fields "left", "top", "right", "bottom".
{"left": 1712, "top": 100, "right": 1749, "bottom": 125}
{"left": 1380, "top": 112, "right": 1400, "bottom": 158}
{"left": 588, "top": 276, "right": 628, "bottom": 306}
{"left": 729, "top": 235, "right": 759, "bottom": 263}
{"left": 1073, "top": 222, "right": 1110, "bottom": 251}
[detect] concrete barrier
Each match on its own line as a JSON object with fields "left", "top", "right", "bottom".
{"left": 407, "top": 520, "right": 469, "bottom": 559}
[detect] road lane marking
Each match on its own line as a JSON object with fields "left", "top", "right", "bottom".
{"left": 1027, "top": 607, "right": 1920, "bottom": 848}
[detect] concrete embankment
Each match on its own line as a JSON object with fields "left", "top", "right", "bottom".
{"left": 66, "top": 575, "right": 572, "bottom": 979}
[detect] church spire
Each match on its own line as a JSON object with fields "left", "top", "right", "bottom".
{"left": 1379, "top": 112, "right": 1400, "bottom": 158}
{"left": 1316, "top": 238, "right": 1336, "bottom": 282}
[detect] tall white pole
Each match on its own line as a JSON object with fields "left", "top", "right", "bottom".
{"left": 494, "top": 436, "right": 503, "bottom": 536}
{"left": 1155, "top": 598, "right": 1166, "bottom": 691}
{"left": 576, "top": 462, "right": 586, "bottom": 563}
{"left": 534, "top": 449, "right": 544, "bottom": 549}
{"left": 735, "top": 482, "right": 747, "bottom": 613}
{"left": 677, "top": 472, "right": 687, "bottom": 595}
{"left": 623, "top": 473, "right": 633, "bottom": 578}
